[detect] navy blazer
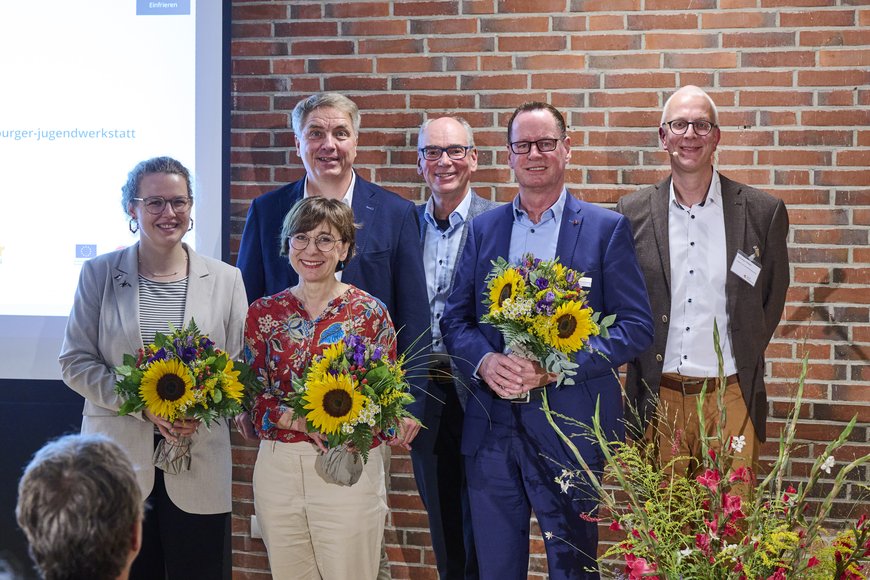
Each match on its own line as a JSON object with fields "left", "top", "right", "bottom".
{"left": 237, "top": 174, "right": 432, "bottom": 420}
{"left": 440, "top": 194, "right": 654, "bottom": 456}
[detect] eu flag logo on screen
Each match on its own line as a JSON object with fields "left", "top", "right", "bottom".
{"left": 76, "top": 244, "right": 97, "bottom": 259}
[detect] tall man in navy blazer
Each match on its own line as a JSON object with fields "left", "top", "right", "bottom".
{"left": 237, "top": 93, "right": 430, "bottom": 449}
{"left": 616, "top": 86, "right": 790, "bottom": 475}
{"left": 441, "top": 103, "right": 653, "bottom": 580}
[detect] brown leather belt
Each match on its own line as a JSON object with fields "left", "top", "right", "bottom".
{"left": 660, "top": 373, "right": 738, "bottom": 396}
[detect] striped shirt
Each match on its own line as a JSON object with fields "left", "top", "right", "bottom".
{"left": 138, "top": 276, "right": 188, "bottom": 345}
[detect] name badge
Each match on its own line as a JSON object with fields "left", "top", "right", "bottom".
{"left": 730, "top": 249, "right": 761, "bottom": 287}
{"left": 578, "top": 276, "right": 592, "bottom": 289}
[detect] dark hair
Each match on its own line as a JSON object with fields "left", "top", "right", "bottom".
{"left": 279, "top": 197, "right": 359, "bottom": 265}
{"left": 16, "top": 434, "right": 142, "bottom": 580}
{"left": 121, "top": 156, "right": 193, "bottom": 214}
{"left": 506, "top": 102, "right": 568, "bottom": 143}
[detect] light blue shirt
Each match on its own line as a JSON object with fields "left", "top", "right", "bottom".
{"left": 508, "top": 189, "right": 567, "bottom": 263}
{"left": 422, "top": 191, "right": 474, "bottom": 353}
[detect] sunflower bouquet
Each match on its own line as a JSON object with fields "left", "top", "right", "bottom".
{"left": 284, "top": 334, "right": 418, "bottom": 464}
{"left": 114, "top": 319, "right": 258, "bottom": 473}
{"left": 482, "top": 254, "right": 613, "bottom": 387}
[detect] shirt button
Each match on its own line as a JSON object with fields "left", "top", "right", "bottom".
{"left": 691, "top": 215, "right": 696, "bottom": 219}
{"left": 655, "top": 354, "right": 663, "bottom": 362}
{"left": 683, "top": 355, "right": 688, "bottom": 360}
{"left": 661, "top": 315, "right": 668, "bottom": 323}
{"left": 686, "top": 326, "right": 690, "bottom": 331}
{"left": 689, "top": 269, "right": 694, "bottom": 275}
{"left": 688, "top": 298, "right": 693, "bottom": 303}
{"left": 435, "top": 313, "right": 441, "bottom": 319}
{"left": 531, "top": 228, "right": 536, "bottom": 233}
{"left": 437, "top": 286, "right": 442, "bottom": 292}
{"left": 690, "top": 242, "right": 695, "bottom": 246}
{"left": 438, "top": 259, "right": 443, "bottom": 265}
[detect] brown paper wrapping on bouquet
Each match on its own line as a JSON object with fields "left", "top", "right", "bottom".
{"left": 153, "top": 436, "right": 192, "bottom": 474}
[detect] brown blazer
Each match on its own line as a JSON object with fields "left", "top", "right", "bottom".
{"left": 59, "top": 243, "right": 248, "bottom": 513}
{"left": 616, "top": 173, "right": 790, "bottom": 442}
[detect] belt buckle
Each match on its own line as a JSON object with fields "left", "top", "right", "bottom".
{"left": 681, "top": 378, "right": 705, "bottom": 396}
{"left": 510, "top": 391, "right": 531, "bottom": 404}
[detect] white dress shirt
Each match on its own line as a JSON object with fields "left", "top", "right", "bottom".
{"left": 663, "top": 172, "right": 738, "bottom": 377}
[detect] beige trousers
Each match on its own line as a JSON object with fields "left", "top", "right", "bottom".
{"left": 254, "top": 440, "right": 388, "bottom": 580}
{"left": 653, "top": 382, "right": 760, "bottom": 480}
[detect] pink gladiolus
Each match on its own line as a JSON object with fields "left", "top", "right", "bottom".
{"left": 807, "top": 557, "right": 819, "bottom": 568}
{"left": 723, "top": 493, "right": 745, "bottom": 521}
{"left": 610, "top": 521, "right": 623, "bottom": 531}
{"left": 729, "top": 466, "right": 751, "bottom": 483}
{"left": 697, "top": 469, "right": 721, "bottom": 492}
{"left": 625, "top": 554, "right": 658, "bottom": 579}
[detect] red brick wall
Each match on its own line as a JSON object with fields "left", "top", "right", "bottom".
{"left": 229, "top": 2, "right": 870, "bottom": 578}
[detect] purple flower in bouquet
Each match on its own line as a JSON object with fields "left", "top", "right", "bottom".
{"left": 174, "top": 336, "right": 197, "bottom": 363}
{"left": 198, "top": 336, "right": 214, "bottom": 350}
{"left": 371, "top": 346, "right": 383, "bottom": 361}
{"left": 344, "top": 334, "right": 367, "bottom": 367}
{"left": 147, "top": 347, "right": 167, "bottom": 363}
{"left": 535, "top": 291, "right": 556, "bottom": 316}
{"left": 535, "top": 276, "right": 550, "bottom": 291}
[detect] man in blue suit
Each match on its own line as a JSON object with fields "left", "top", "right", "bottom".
{"left": 441, "top": 102, "right": 653, "bottom": 579}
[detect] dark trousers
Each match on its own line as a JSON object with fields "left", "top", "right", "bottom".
{"left": 412, "top": 383, "right": 478, "bottom": 580}
{"left": 465, "top": 398, "right": 600, "bottom": 580}
{"left": 130, "top": 468, "right": 231, "bottom": 580}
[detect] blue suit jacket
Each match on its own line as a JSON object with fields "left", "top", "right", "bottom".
{"left": 440, "top": 194, "right": 654, "bottom": 456}
{"left": 237, "top": 174, "right": 432, "bottom": 421}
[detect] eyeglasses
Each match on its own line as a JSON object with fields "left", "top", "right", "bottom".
{"left": 289, "top": 234, "right": 343, "bottom": 252}
{"left": 133, "top": 196, "right": 192, "bottom": 215}
{"left": 509, "top": 138, "right": 560, "bottom": 155}
{"left": 418, "top": 145, "right": 474, "bottom": 161}
{"left": 663, "top": 119, "right": 717, "bottom": 136}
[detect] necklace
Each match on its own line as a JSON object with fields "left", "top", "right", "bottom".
{"left": 138, "top": 252, "right": 188, "bottom": 278}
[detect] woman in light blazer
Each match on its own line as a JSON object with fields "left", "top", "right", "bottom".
{"left": 59, "top": 157, "right": 247, "bottom": 580}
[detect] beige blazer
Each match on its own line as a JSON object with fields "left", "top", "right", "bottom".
{"left": 59, "top": 243, "right": 247, "bottom": 514}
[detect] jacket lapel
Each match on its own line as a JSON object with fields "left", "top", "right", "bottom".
{"left": 556, "top": 193, "right": 584, "bottom": 259}
{"left": 720, "top": 175, "right": 746, "bottom": 316}
{"left": 183, "top": 244, "right": 214, "bottom": 329}
{"left": 114, "top": 245, "right": 143, "bottom": 350}
{"left": 651, "top": 178, "right": 672, "bottom": 291}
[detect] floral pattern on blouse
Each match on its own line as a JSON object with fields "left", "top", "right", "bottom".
{"left": 244, "top": 285, "right": 396, "bottom": 442}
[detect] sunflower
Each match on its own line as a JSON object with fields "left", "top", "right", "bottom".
{"left": 308, "top": 342, "right": 346, "bottom": 382}
{"left": 548, "top": 302, "right": 598, "bottom": 354}
{"left": 140, "top": 358, "right": 195, "bottom": 421}
{"left": 303, "top": 373, "right": 365, "bottom": 435}
{"left": 488, "top": 269, "right": 526, "bottom": 314}
{"left": 220, "top": 359, "right": 245, "bottom": 404}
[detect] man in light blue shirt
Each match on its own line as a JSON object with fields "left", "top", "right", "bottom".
{"left": 416, "top": 116, "right": 497, "bottom": 580}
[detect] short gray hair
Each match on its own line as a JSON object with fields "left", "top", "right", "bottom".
{"left": 291, "top": 92, "right": 361, "bottom": 137}
{"left": 16, "top": 434, "right": 143, "bottom": 580}
{"left": 418, "top": 116, "right": 475, "bottom": 147}
{"left": 661, "top": 85, "right": 719, "bottom": 126}
{"left": 121, "top": 156, "right": 193, "bottom": 214}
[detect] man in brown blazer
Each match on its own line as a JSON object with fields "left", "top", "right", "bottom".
{"left": 616, "top": 85, "right": 790, "bottom": 476}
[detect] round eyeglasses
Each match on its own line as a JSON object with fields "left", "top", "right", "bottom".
{"left": 419, "top": 145, "right": 473, "bottom": 161}
{"left": 289, "top": 234, "right": 342, "bottom": 252}
{"left": 663, "top": 119, "right": 717, "bottom": 136}
{"left": 133, "top": 196, "right": 192, "bottom": 215}
{"left": 509, "top": 138, "right": 560, "bottom": 155}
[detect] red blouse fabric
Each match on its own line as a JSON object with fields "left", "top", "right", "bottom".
{"left": 244, "top": 285, "right": 397, "bottom": 442}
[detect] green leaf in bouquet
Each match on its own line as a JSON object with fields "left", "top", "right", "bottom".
{"left": 116, "top": 365, "right": 134, "bottom": 378}
{"left": 122, "top": 352, "right": 138, "bottom": 367}
{"left": 118, "top": 398, "right": 144, "bottom": 416}
{"left": 212, "top": 387, "right": 223, "bottom": 404}
{"left": 364, "top": 364, "right": 392, "bottom": 388}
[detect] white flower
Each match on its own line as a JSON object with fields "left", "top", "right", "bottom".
{"left": 820, "top": 455, "right": 835, "bottom": 474}
{"left": 680, "top": 547, "right": 693, "bottom": 557}
{"left": 544, "top": 531, "right": 553, "bottom": 540}
{"left": 555, "top": 469, "right": 572, "bottom": 494}
{"left": 730, "top": 435, "right": 746, "bottom": 453}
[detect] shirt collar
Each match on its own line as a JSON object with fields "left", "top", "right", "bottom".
{"left": 303, "top": 171, "right": 356, "bottom": 206}
{"left": 512, "top": 188, "right": 568, "bottom": 222}
{"left": 424, "top": 189, "right": 474, "bottom": 229}
{"left": 669, "top": 170, "right": 721, "bottom": 210}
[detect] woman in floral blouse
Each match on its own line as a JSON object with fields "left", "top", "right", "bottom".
{"left": 244, "top": 196, "right": 408, "bottom": 580}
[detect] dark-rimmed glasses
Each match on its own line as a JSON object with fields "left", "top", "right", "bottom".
{"left": 132, "top": 196, "right": 192, "bottom": 215}
{"left": 419, "top": 145, "right": 474, "bottom": 161}
{"left": 663, "top": 119, "right": 717, "bottom": 136}
{"left": 509, "top": 138, "right": 560, "bottom": 155}
{"left": 289, "top": 234, "right": 342, "bottom": 252}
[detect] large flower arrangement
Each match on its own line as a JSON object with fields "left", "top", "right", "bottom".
{"left": 114, "top": 319, "right": 258, "bottom": 472}
{"left": 545, "top": 331, "right": 870, "bottom": 579}
{"left": 284, "top": 334, "right": 418, "bottom": 462}
{"left": 482, "top": 254, "right": 613, "bottom": 386}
